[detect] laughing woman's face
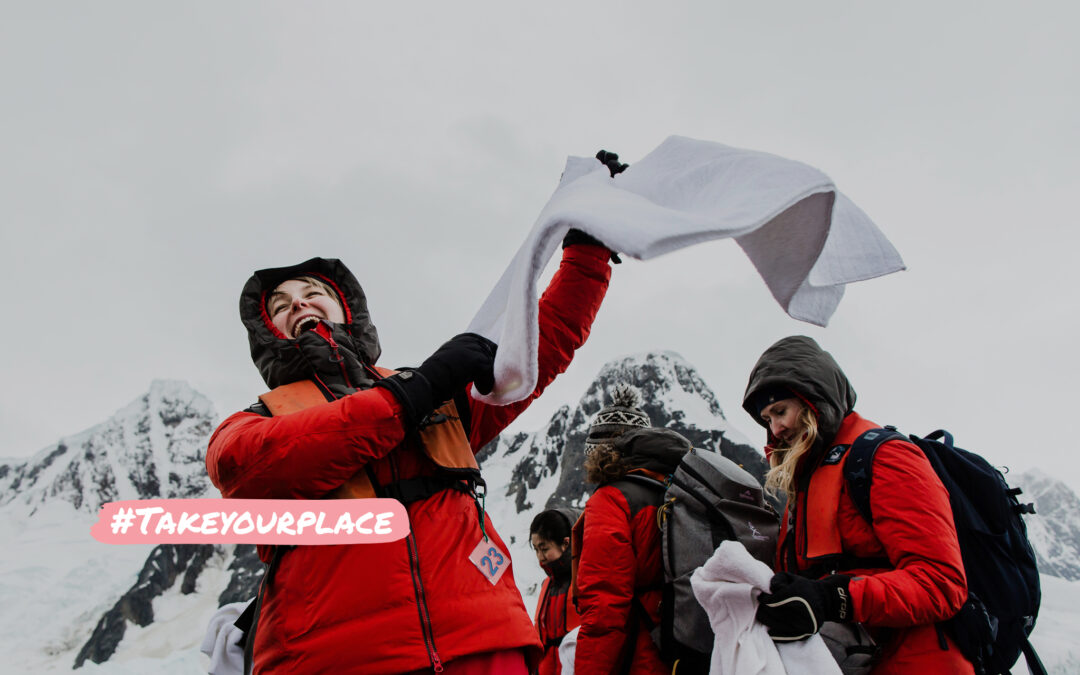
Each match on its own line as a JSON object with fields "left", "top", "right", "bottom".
{"left": 267, "top": 278, "right": 345, "bottom": 339}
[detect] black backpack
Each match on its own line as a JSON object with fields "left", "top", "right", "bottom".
{"left": 844, "top": 427, "right": 1046, "bottom": 675}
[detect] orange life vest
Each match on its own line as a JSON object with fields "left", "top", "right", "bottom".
{"left": 257, "top": 368, "right": 481, "bottom": 500}
{"left": 778, "top": 440, "right": 889, "bottom": 575}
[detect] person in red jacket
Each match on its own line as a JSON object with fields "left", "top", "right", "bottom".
{"left": 530, "top": 508, "right": 581, "bottom": 675}
{"left": 206, "top": 188, "right": 622, "bottom": 674}
{"left": 572, "top": 427, "right": 692, "bottom": 675}
{"left": 742, "top": 335, "right": 973, "bottom": 675}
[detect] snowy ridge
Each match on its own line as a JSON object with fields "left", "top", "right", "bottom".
{"left": 0, "top": 380, "right": 217, "bottom": 514}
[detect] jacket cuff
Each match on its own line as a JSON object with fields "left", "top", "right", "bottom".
{"left": 847, "top": 575, "right": 867, "bottom": 623}
{"left": 373, "top": 370, "right": 435, "bottom": 428}
{"left": 562, "top": 241, "right": 615, "bottom": 267}
{"left": 823, "top": 574, "right": 854, "bottom": 623}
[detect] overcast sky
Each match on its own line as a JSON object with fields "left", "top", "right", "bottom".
{"left": 3, "top": 2, "right": 1078, "bottom": 488}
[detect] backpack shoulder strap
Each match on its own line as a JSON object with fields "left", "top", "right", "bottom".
{"left": 1022, "top": 635, "right": 1049, "bottom": 675}
{"left": 843, "top": 426, "right": 907, "bottom": 524}
{"left": 614, "top": 474, "right": 667, "bottom": 518}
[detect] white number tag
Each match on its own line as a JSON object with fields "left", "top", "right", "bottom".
{"left": 468, "top": 538, "right": 509, "bottom": 585}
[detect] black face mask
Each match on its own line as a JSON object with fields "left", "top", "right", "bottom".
{"left": 540, "top": 551, "right": 571, "bottom": 578}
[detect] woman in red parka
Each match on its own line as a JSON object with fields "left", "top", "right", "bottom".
{"left": 743, "top": 335, "right": 973, "bottom": 675}
{"left": 206, "top": 222, "right": 617, "bottom": 674}
{"left": 572, "top": 428, "right": 692, "bottom": 675}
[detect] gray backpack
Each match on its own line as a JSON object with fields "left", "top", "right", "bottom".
{"left": 627, "top": 448, "right": 779, "bottom": 673}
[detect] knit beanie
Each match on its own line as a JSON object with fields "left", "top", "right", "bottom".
{"left": 749, "top": 385, "right": 799, "bottom": 417}
{"left": 585, "top": 383, "right": 651, "bottom": 454}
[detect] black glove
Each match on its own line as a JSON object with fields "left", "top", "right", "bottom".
{"left": 756, "top": 573, "right": 852, "bottom": 641}
{"left": 375, "top": 333, "right": 497, "bottom": 426}
{"left": 595, "top": 149, "right": 628, "bottom": 177}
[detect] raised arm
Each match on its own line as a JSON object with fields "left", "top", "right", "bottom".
{"left": 466, "top": 241, "right": 613, "bottom": 449}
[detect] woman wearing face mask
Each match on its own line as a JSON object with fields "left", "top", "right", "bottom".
{"left": 530, "top": 508, "right": 582, "bottom": 675}
{"left": 743, "top": 335, "right": 973, "bottom": 674}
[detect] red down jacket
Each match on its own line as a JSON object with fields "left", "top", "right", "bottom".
{"left": 534, "top": 573, "right": 580, "bottom": 675}
{"left": 206, "top": 244, "right": 611, "bottom": 674}
{"left": 791, "top": 412, "right": 975, "bottom": 674}
{"left": 573, "top": 474, "right": 668, "bottom": 675}
{"left": 744, "top": 336, "right": 973, "bottom": 675}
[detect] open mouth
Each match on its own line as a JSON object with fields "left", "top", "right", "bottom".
{"left": 292, "top": 316, "right": 322, "bottom": 338}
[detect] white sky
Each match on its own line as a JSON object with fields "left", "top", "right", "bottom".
{"left": 2, "top": 2, "right": 1078, "bottom": 488}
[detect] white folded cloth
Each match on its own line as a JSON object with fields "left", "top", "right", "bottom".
{"left": 199, "top": 600, "right": 248, "bottom": 675}
{"left": 690, "top": 540, "right": 841, "bottom": 675}
{"left": 558, "top": 625, "right": 580, "bottom": 675}
{"left": 467, "top": 135, "right": 904, "bottom": 405}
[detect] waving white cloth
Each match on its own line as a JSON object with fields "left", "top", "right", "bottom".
{"left": 467, "top": 135, "right": 904, "bottom": 405}
{"left": 199, "top": 600, "right": 247, "bottom": 675}
{"left": 690, "top": 541, "right": 840, "bottom": 675}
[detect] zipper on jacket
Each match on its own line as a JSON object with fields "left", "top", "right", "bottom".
{"left": 390, "top": 454, "right": 444, "bottom": 672}
{"left": 323, "top": 332, "right": 355, "bottom": 389}
{"left": 305, "top": 327, "right": 355, "bottom": 390}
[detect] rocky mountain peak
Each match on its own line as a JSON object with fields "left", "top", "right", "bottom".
{"left": 0, "top": 379, "right": 217, "bottom": 515}
{"left": 480, "top": 350, "right": 767, "bottom": 517}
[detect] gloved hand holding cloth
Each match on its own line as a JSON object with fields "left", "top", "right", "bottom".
{"left": 562, "top": 149, "right": 626, "bottom": 263}
{"left": 756, "top": 572, "right": 853, "bottom": 641}
{"left": 376, "top": 332, "right": 497, "bottom": 426}
{"left": 467, "top": 136, "right": 905, "bottom": 407}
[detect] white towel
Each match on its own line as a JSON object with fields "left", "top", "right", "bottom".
{"left": 690, "top": 540, "right": 841, "bottom": 675}
{"left": 558, "top": 625, "right": 579, "bottom": 675}
{"left": 199, "top": 600, "right": 248, "bottom": 675}
{"left": 467, "top": 136, "right": 905, "bottom": 405}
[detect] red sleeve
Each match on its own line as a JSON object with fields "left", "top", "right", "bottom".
{"left": 467, "top": 243, "right": 612, "bottom": 449}
{"left": 574, "top": 486, "right": 636, "bottom": 673}
{"left": 849, "top": 440, "right": 968, "bottom": 626}
{"left": 206, "top": 386, "right": 408, "bottom": 499}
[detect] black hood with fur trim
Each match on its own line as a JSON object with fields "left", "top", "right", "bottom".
{"left": 239, "top": 257, "right": 382, "bottom": 395}
{"left": 742, "top": 335, "right": 856, "bottom": 446}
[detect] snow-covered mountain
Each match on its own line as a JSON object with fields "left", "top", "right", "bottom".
{"left": 0, "top": 380, "right": 218, "bottom": 674}
{"left": 4, "top": 358, "right": 1080, "bottom": 673}
{"left": 0, "top": 379, "right": 216, "bottom": 514}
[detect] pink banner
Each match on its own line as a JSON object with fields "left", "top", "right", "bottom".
{"left": 91, "top": 499, "right": 409, "bottom": 545}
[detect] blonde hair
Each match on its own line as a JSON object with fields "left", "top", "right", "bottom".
{"left": 763, "top": 405, "right": 819, "bottom": 501}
